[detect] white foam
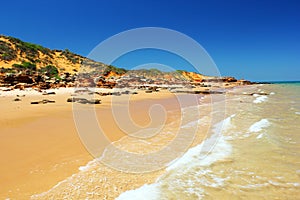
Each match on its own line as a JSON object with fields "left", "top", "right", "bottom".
{"left": 117, "top": 115, "right": 236, "bottom": 200}
{"left": 116, "top": 134, "right": 232, "bottom": 200}
{"left": 249, "top": 119, "right": 270, "bottom": 133}
{"left": 116, "top": 183, "right": 161, "bottom": 200}
{"left": 78, "top": 164, "right": 91, "bottom": 172}
{"left": 256, "top": 133, "right": 264, "bottom": 139}
{"left": 167, "top": 115, "right": 235, "bottom": 171}
{"left": 253, "top": 95, "right": 268, "bottom": 103}
{"left": 78, "top": 159, "right": 98, "bottom": 171}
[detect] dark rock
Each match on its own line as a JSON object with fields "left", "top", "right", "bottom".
{"left": 16, "top": 94, "right": 26, "bottom": 97}
{"left": 42, "top": 99, "right": 55, "bottom": 103}
{"left": 42, "top": 91, "right": 56, "bottom": 95}
{"left": 121, "top": 90, "right": 130, "bottom": 94}
{"left": 112, "top": 92, "right": 121, "bottom": 96}
{"left": 67, "top": 97, "right": 89, "bottom": 103}
{"left": 77, "top": 99, "right": 89, "bottom": 104}
{"left": 88, "top": 99, "right": 101, "bottom": 104}
{"left": 31, "top": 99, "right": 55, "bottom": 104}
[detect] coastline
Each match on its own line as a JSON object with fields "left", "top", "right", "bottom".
{"left": 0, "top": 87, "right": 188, "bottom": 199}
{"left": 0, "top": 84, "right": 265, "bottom": 199}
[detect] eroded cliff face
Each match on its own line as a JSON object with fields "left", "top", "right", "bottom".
{"left": 181, "top": 71, "right": 204, "bottom": 82}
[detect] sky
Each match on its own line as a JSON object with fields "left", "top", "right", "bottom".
{"left": 0, "top": 0, "right": 299, "bottom": 81}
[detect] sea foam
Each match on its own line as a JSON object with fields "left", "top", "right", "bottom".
{"left": 116, "top": 183, "right": 161, "bottom": 200}
{"left": 167, "top": 114, "right": 235, "bottom": 171}
{"left": 116, "top": 115, "right": 236, "bottom": 200}
{"left": 248, "top": 119, "right": 270, "bottom": 133}
{"left": 253, "top": 94, "right": 268, "bottom": 103}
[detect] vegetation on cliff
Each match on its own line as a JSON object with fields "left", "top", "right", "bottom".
{"left": 0, "top": 34, "right": 250, "bottom": 88}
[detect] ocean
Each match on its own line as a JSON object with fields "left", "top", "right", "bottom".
{"left": 32, "top": 83, "right": 300, "bottom": 199}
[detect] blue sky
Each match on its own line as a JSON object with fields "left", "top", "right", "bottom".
{"left": 0, "top": 0, "right": 299, "bottom": 81}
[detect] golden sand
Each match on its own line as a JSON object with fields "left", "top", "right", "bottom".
{"left": 0, "top": 89, "right": 194, "bottom": 199}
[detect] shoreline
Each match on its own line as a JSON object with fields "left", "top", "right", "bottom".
{"left": 0, "top": 87, "right": 188, "bottom": 199}
{"left": 0, "top": 85, "right": 261, "bottom": 199}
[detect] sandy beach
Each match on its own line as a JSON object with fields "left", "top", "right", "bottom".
{"left": 1, "top": 84, "right": 300, "bottom": 200}
{"left": 0, "top": 87, "right": 199, "bottom": 199}
{"left": 1, "top": 1, "right": 299, "bottom": 198}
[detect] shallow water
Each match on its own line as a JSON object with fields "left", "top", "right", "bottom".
{"left": 117, "top": 83, "right": 300, "bottom": 199}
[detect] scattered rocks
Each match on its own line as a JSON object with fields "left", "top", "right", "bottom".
{"left": 16, "top": 94, "right": 26, "bottom": 97}
{"left": 172, "top": 89, "right": 225, "bottom": 94}
{"left": 13, "top": 98, "right": 21, "bottom": 101}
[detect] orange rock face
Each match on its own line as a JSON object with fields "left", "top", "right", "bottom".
{"left": 181, "top": 71, "right": 204, "bottom": 82}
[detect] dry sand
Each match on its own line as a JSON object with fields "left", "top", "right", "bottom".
{"left": 0, "top": 88, "right": 201, "bottom": 199}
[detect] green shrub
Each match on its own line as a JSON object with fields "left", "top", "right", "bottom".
{"left": 0, "top": 41, "right": 17, "bottom": 61}
{"left": 5, "top": 36, "right": 52, "bottom": 59}
{"left": 104, "top": 65, "right": 127, "bottom": 75}
{"left": 61, "top": 49, "right": 79, "bottom": 64}
{"left": 12, "top": 61, "right": 36, "bottom": 71}
{"left": 39, "top": 65, "right": 59, "bottom": 77}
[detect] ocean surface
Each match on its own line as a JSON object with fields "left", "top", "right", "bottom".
{"left": 32, "top": 83, "right": 300, "bottom": 199}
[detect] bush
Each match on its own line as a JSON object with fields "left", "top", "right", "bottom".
{"left": 39, "top": 65, "right": 59, "bottom": 77}
{"left": 4, "top": 36, "right": 52, "bottom": 59}
{"left": 104, "top": 65, "right": 127, "bottom": 76}
{"left": 0, "top": 41, "right": 17, "bottom": 61}
{"left": 22, "top": 61, "right": 37, "bottom": 71}
{"left": 61, "top": 49, "right": 79, "bottom": 64}
{"left": 12, "top": 61, "right": 36, "bottom": 71}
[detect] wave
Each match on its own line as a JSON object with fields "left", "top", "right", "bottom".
{"left": 248, "top": 119, "right": 270, "bottom": 133}
{"left": 117, "top": 115, "right": 236, "bottom": 200}
{"left": 253, "top": 94, "right": 268, "bottom": 104}
{"left": 116, "top": 183, "right": 161, "bottom": 200}
{"left": 256, "top": 133, "right": 264, "bottom": 139}
{"left": 167, "top": 114, "right": 235, "bottom": 171}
